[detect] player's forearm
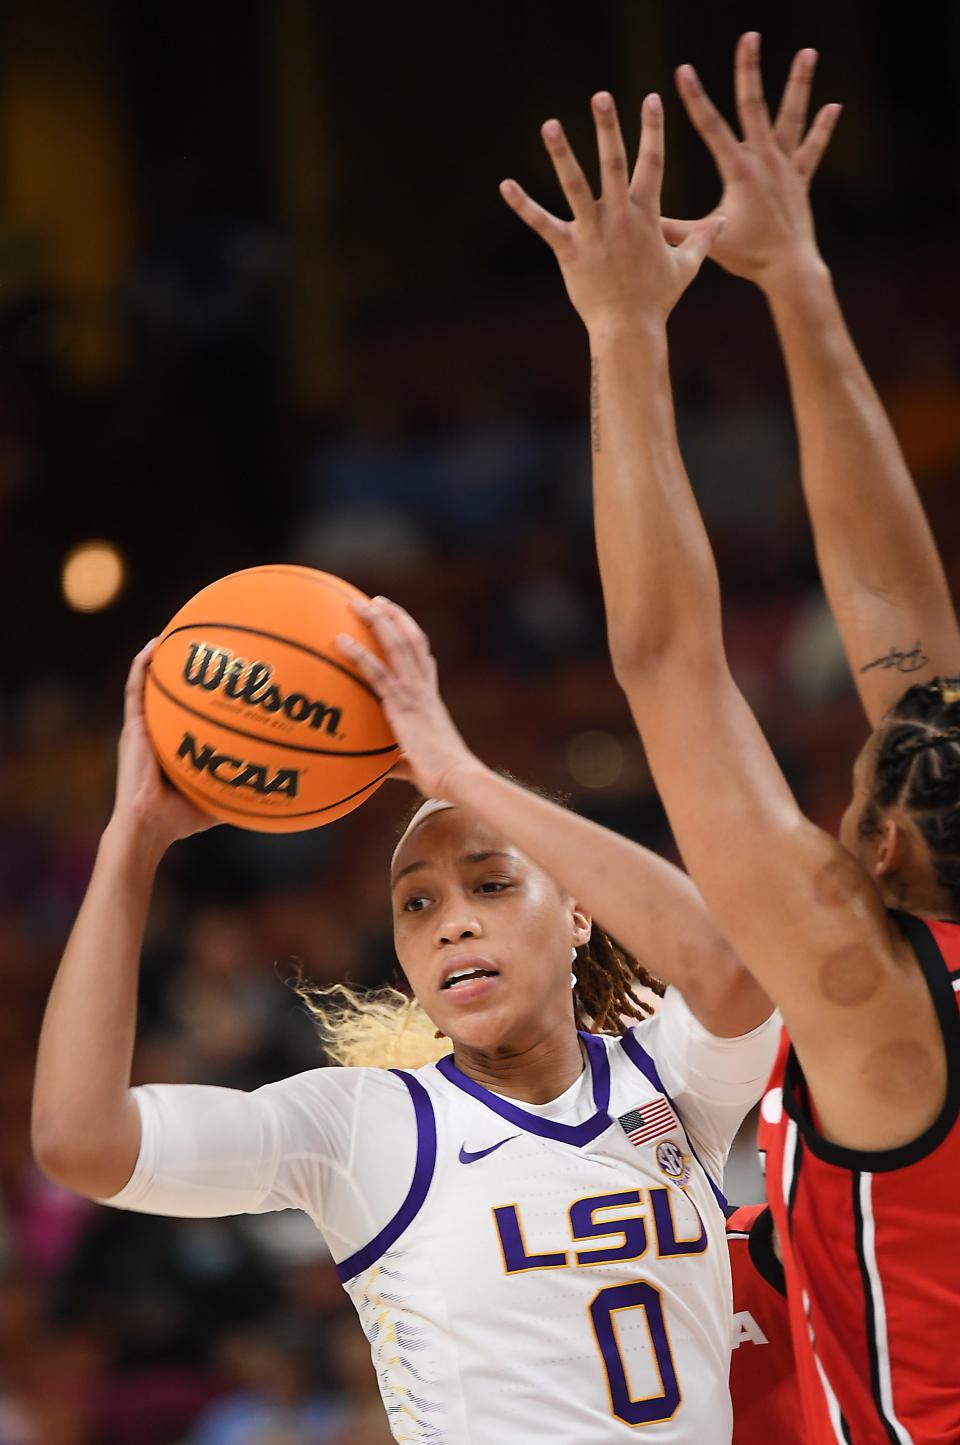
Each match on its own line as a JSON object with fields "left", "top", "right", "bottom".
{"left": 590, "top": 322, "right": 724, "bottom": 682}
{"left": 31, "top": 817, "right": 158, "bottom": 1196}
{"left": 442, "top": 756, "right": 771, "bottom": 1030}
{"left": 765, "top": 261, "right": 952, "bottom": 627}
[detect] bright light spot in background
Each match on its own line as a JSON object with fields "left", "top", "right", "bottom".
{"left": 62, "top": 540, "right": 126, "bottom": 612}
{"left": 566, "top": 730, "right": 624, "bottom": 789}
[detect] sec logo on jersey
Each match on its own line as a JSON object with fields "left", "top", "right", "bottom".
{"left": 656, "top": 1139, "right": 690, "bottom": 1185}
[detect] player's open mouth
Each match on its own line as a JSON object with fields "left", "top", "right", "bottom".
{"left": 441, "top": 968, "right": 500, "bottom": 990}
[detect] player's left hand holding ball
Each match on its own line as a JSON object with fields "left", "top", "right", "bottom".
{"left": 112, "top": 641, "right": 220, "bottom": 856}
{"left": 336, "top": 598, "right": 475, "bottom": 798}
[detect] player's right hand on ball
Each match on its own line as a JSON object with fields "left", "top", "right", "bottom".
{"left": 335, "top": 597, "right": 477, "bottom": 801}
{"left": 110, "top": 640, "right": 219, "bottom": 852}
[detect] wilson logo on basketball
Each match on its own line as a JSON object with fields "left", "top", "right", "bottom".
{"left": 183, "top": 643, "right": 342, "bottom": 736}
{"left": 176, "top": 733, "right": 301, "bottom": 797}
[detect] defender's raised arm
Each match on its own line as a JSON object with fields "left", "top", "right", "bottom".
{"left": 500, "top": 86, "right": 945, "bottom": 1156}
{"left": 670, "top": 33, "right": 960, "bottom": 723}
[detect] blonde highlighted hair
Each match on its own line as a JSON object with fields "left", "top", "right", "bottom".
{"left": 296, "top": 980, "right": 452, "bottom": 1068}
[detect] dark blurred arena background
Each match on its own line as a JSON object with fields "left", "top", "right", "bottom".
{"left": 2, "top": 2, "right": 960, "bottom": 1441}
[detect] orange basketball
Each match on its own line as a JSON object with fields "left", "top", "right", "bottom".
{"left": 144, "top": 565, "right": 398, "bottom": 832}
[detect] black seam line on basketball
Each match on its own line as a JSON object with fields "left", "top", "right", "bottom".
{"left": 161, "top": 622, "right": 382, "bottom": 703}
{"left": 146, "top": 670, "right": 399, "bottom": 759}
{"left": 852, "top": 1174, "right": 902, "bottom": 1445}
{"left": 167, "top": 760, "right": 397, "bottom": 820}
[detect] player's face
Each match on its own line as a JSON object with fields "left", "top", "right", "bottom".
{"left": 391, "top": 807, "right": 587, "bottom": 1053}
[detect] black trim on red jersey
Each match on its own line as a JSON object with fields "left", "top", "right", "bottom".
{"left": 724, "top": 1201, "right": 762, "bottom": 1226}
{"left": 786, "top": 1130, "right": 803, "bottom": 1223}
{"left": 746, "top": 1205, "right": 787, "bottom": 1297}
{"left": 781, "top": 910, "right": 960, "bottom": 1172}
{"left": 851, "top": 1174, "right": 904, "bottom": 1445}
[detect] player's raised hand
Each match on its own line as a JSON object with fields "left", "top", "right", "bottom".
{"left": 501, "top": 92, "right": 726, "bottom": 334}
{"left": 336, "top": 598, "right": 476, "bottom": 799}
{"left": 664, "top": 33, "right": 842, "bottom": 287}
{"left": 111, "top": 641, "right": 219, "bottom": 850}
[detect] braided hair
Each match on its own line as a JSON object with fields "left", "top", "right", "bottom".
{"left": 863, "top": 676, "right": 960, "bottom": 912}
{"left": 398, "top": 781, "right": 665, "bottom": 1035}
{"left": 572, "top": 927, "right": 663, "bottom": 1032}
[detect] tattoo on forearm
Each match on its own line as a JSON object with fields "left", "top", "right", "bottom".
{"left": 860, "top": 642, "right": 929, "bottom": 675}
{"left": 590, "top": 357, "right": 600, "bottom": 455}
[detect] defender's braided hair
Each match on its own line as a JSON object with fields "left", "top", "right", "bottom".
{"left": 864, "top": 676, "right": 960, "bottom": 912}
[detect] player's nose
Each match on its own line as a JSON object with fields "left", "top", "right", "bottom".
{"left": 435, "top": 917, "right": 482, "bottom": 947}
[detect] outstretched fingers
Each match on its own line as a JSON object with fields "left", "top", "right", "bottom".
{"left": 733, "top": 31, "right": 772, "bottom": 145}
{"left": 499, "top": 179, "right": 569, "bottom": 252}
{"left": 675, "top": 64, "right": 741, "bottom": 176}
{"left": 660, "top": 216, "right": 702, "bottom": 245}
{"left": 629, "top": 94, "right": 665, "bottom": 209}
{"left": 591, "top": 91, "right": 630, "bottom": 201}
{"left": 677, "top": 216, "right": 728, "bottom": 278}
{"left": 795, "top": 102, "right": 843, "bottom": 181}
{"left": 773, "top": 47, "right": 819, "bottom": 154}
{"left": 540, "top": 119, "right": 596, "bottom": 223}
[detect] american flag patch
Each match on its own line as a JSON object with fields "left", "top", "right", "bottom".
{"left": 618, "top": 1098, "right": 679, "bottom": 1148}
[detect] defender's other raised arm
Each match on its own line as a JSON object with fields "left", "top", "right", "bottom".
{"left": 671, "top": 33, "right": 960, "bottom": 724}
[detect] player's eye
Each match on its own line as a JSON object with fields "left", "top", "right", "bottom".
{"left": 477, "top": 879, "right": 511, "bottom": 895}
{"left": 402, "top": 894, "right": 431, "bottom": 913}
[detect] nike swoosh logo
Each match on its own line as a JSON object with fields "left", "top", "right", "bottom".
{"left": 458, "top": 1136, "right": 521, "bottom": 1165}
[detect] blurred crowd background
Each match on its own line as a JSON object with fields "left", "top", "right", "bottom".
{"left": 2, "top": 1, "right": 960, "bottom": 1441}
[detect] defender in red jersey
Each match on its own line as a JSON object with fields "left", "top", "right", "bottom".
{"left": 760, "top": 915, "right": 960, "bottom": 1444}
{"left": 504, "top": 27, "right": 960, "bottom": 1443}
{"left": 726, "top": 1205, "right": 801, "bottom": 1445}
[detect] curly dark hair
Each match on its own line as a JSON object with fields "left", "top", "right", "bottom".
{"left": 862, "top": 676, "right": 960, "bottom": 911}
{"left": 397, "top": 782, "right": 665, "bottom": 1035}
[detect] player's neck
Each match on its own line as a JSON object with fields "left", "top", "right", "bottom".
{"left": 451, "top": 1025, "right": 586, "bottom": 1105}
{"left": 881, "top": 869, "right": 960, "bottom": 923}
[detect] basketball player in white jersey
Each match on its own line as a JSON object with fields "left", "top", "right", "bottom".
{"left": 33, "top": 608, "right": 778, "bottom": 1443}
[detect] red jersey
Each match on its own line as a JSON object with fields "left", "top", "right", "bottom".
{"left": 726, "top": 1203, "right": 802, "bottom": 1445}
{"left": 759, "top": 910, "right": 960, "bottom": 1443}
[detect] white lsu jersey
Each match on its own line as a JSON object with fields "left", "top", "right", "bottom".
{"left": 104, "top": 988, "right": 778, "bottom": 1444}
